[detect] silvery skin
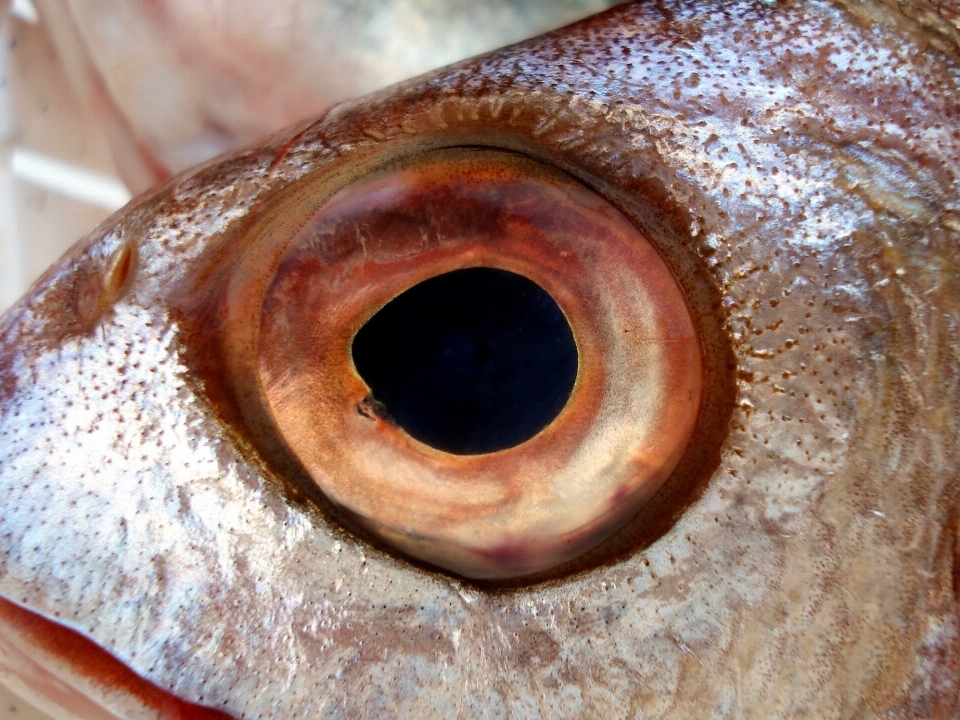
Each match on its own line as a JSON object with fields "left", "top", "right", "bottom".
{"left": 0, "top": 1, "right": 958, "bottom": 718}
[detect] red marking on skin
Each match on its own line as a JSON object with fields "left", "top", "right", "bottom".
{"left": 266, "top": 121, "right": 317, "bottom": 179}
{"left": 0, "top": 597, "right": 232, "bottom": 719}
{"left": 610, "top": 484, "right": 631, "bottom": 505}
{"left": 474, "top": 541, "right": 534, "bottom": 571}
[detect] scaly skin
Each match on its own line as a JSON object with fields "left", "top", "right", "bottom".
{"left": 0, "top": 1, "right": 958, "bottom": 717}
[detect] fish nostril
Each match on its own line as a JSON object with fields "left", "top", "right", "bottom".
{"left": 351, "top": 267, "right": 579, "bottom": 455}
{"left": 75, "top": 240, "right": 137, "bottom": 324}
{"left": 103, "top": 240, "right": 137, "bottom": 299}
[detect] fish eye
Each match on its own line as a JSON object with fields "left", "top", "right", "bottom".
{"left": 213, "top": 146, "right": 725, "bottom": 580}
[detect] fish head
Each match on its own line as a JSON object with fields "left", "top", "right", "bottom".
{"left": 1, "top": 0, "right": 959, "bottom": 718}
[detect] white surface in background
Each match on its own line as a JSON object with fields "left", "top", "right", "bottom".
{"left": 9, "top": 0, "right": 38, "bottom": 25}
{"left": 11, "top": 149, "right": 130, "bottom": 211}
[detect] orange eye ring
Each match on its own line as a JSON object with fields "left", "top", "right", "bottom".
{"left": 231, "top": 148, "right": 702, "bottom": 579}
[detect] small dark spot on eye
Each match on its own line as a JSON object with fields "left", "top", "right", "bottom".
{"left": 356, "top": 396, "right": 389, "bottom": 422}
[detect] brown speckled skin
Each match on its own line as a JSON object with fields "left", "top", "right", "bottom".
{"left": 1, "top": 0, "right": 959, "bottom": 718}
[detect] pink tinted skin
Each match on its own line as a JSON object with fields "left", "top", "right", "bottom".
{"left": 0, "top": 1, "right": 958, "bottom": 718}
{"left": 0, "top": 598, "right": 230, "bottom": 719}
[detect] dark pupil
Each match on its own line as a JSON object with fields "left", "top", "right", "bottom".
{"left": 351, "top": 267, "right": 578, "bottom": 455}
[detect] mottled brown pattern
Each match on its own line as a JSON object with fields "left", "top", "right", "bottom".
{"left": 0, "top": 0, "right": 958, "bottom": 718}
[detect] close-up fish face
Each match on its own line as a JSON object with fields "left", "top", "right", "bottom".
{"left": 1, "top": 0, "right": 960, "bottom": 718}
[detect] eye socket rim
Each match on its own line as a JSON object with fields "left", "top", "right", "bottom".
{"left": 179, "top": 99, "right": 736, "bottom": 586}
{"left": 240, "top": 147, "right": 703, "bottom": 579}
